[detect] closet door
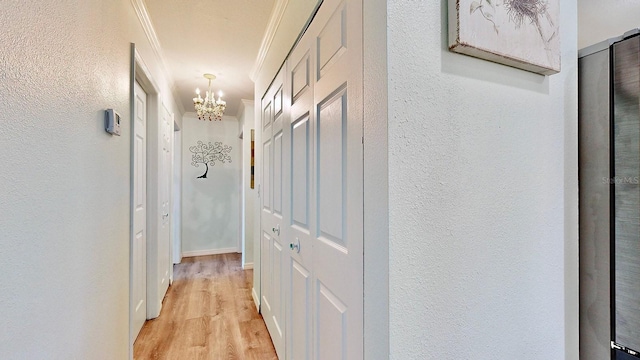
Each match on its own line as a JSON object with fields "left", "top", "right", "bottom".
{"left": 261, "top": 69, "right": 286, "bottom": 359}
{"left": 284, "top": 0, "right": 364, "bottom": 358}
{"left": 286, "top": 21, "right": 315, "bottom": 360}
{"left": 612, "top": 35, "right": 640, "bottom": 356}
{"left": 310, "top": 0, "right": 363, "bottom": 358}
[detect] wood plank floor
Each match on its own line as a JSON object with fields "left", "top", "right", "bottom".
{"left": 133, "top": 254, "right": 277, "bottom": 360}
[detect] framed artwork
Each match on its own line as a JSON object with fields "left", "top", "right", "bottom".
{"left": 448, "top": 0, "right": 560, "bottom": 75}
{"left": 250, "top": 129, "right": 255, "bottom": 189}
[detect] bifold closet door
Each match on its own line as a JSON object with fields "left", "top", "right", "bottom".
{"left": 261, "top": 69, "right": 286, "bottom": 359}
{"left": 612, "top": 35, "right": 640, "bottom": 355}
{"left": 285, "top": 0, "right": 364, "bottom": 358}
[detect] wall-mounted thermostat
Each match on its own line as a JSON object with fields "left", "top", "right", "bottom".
{"left": 105, "top": 109, "right": 121, "bottom": 136}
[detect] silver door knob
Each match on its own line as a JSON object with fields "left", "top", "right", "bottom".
{"left": 290, "top": 237, "right": 300, "bottom": 253}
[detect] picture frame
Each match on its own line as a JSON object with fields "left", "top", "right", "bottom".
{"left": 448, "top": 0, "right": 560, "bottom": 75}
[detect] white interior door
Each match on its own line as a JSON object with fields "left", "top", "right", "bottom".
{"left": 260, "top": 0, "right": 363, "bottom": 358}
{"left": 285, "top": 24, "right": 314, "bottom": 360}
{"left": 131, "top": 81, "right": 148, "bottom": 343}
{"left": 287, "top": 0, "right": 364, "bottom": 358}
{"left": 311, "top": 0, "right": 363, "bottom": 356}
{"left": 158, "top": 105, "right": 172, "bottom": 292}
{"left": 261, "top": 69, "right": 286, "bottom": 359}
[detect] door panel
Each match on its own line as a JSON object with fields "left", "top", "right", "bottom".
{"left": 317, "top": 282, "right": 347, "bottom": 360}
{"left": 132, "top": 81, "right": 147, "bottom": 342}
{"left": 292, "top": 54, "right": 310, "bottom": 104}
{"left": 263, "top": 140, "right": 272, "bottom": 211}
{"left": 262, "top": 231, "right": 272, "bottom": 312}
{"left": 292, "top": 115, "right": 310, "bottom": 228}
{"left": 274, "top": 131, "right": 284, "bottom": 215}
{"left": 291, "top": 260, "right": 311, "bottom": 360}
{"left": 311, "top": 0, "right": 363, "bottom": 359}
{"left": 261, "top": 69, "right": 286, "bottom": 360}
{"left": 262, "top": 0, "right": 363, "bottom": 358}
{"left": 286, "top": 19, "right": 316, "bottom": 360}
{"left": 317, "top": 89, "right": 346, "bottom": 246}
{"left": 317, "top": 4, "right": 347, "bottom": 79}
{"left": 159, "top": 104, "right": 172, "bottom": 291}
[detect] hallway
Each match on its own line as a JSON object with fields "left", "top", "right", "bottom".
{"left": 133, "top": 254, "right": 277, "bottom": 360}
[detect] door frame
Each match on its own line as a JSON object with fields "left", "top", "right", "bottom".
{"left": 129, "top": 43, "right": 162, "bottom": 358}
{"left": 172, "top": 124, "right": 182, "bottom": 267}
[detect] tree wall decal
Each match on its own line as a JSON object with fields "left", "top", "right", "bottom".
{"left": 189, "top": 141, "right": 232, "bottom": 178}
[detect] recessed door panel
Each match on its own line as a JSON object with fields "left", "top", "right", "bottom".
{"left": 261, "top": 231, "right": 272, "bottom": 313}
{"left": 264, "top": 102, "right": 272, "bottom": 129}
{"left": 292, "top": 54, "right": 310, "bottom": 104}
{"left": 275, "top": 87, "right": 283, "bottom": 118}
{"left": 263, "top": 140, "right": 272, "bottom": 211}
{"left": 291, "top": 260, "right": 311, "bottom": 360}
{"left": 316, "top": 282, "right": 347, "bottom": 360}
{"left": 272, "top": 240, "right": 284, "bottom": 338}
{"left": 274, "top": 131, "right": 283, "bottom": 216}
{"left": 317, "top": 89, "right": 347, "bottom": 247}
{"left": 292, "top": 115, "right": 310, "bottom": 229}
{"left": 317, "top": 3, "right": 347, "bottom": 79}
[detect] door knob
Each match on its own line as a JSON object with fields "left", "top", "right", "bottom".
{"left": 290, "top": 237, "right": 300, "bottom": 253}
{"left": 272, "top": 225, "right": 280, "bottom": 236}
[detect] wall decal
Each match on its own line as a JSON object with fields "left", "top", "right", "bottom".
{"left": 448, "top": 0, "right": 560, "bottom": 75}
{"left": 189, "top": 141, "right": 232, "bottom": 179}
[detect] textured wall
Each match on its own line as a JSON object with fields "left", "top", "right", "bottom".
{"left": 0, "top": 0, "right": 180, "bottom": 357}
{"left": 181, "top": 114, "right": 241, "bottom": 254}
{"left": 579, "top": 0, "right": 640, "bottom": 49}
{"left": 387, "top": 0, "right": 578, "bottom": 359}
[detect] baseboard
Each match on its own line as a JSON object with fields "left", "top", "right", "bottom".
{"left": 243, "top": 262, "right": 254, "bottom": 270}
{"left": 181, "top": 247, "right": 238, "bottom": 258}
{"left": 252, "top": 287, "right": 260, "bottom": 312}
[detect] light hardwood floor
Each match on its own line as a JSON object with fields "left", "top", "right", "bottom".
{"left": 134, "top": 254, "right": 277, "bottom": 360}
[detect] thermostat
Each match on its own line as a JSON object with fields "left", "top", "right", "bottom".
{"left": 105, "top": 109, "right": 121, "bottom": 136}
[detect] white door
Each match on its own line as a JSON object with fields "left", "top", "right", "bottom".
{"left": 261, "top": 69, "right": 286, "bottom": 359}
{"left": 159, "top": 105, "right": 172, "bottom": 292}
{"left": 286, "top": 0, "right": 364, "bottom": 358}
{"left": 285, "top": 23, "right": 314, "bottom": 360}
{"left": 131, "top": 81, "right": 148, "bottom": 342}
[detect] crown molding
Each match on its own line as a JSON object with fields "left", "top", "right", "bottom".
{"left": 130, "top": 0, "right": 186, "bottom": 115}
{"left": 249, "top": 0, "right": 289, "bottom": 81}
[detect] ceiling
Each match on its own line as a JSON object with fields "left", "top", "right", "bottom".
{"left": 144, "top": 0, "right": 277, "bottom": 116}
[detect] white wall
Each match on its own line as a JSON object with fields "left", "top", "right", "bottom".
{"left": 0, "top": 0, "right": 181, "bottom": 358}
{"left": 363, "top": 0, "right": 389, "bottom": 358}
{"left": 238, "top": 100, "right": 256, "bottom": 268}
{"left": 387, "top": 1, "right": 578, "bottom": 360}
{"left": 181, "top": 114, "right": 241, "bottom": 255}
{"left": 579, "top": 0, "right": 640, "bottom": 49}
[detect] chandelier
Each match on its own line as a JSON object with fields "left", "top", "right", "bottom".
{"left": 193, "top": 73, "right": 226, "bottom": 121}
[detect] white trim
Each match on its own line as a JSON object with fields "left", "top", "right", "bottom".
{"left": 252, "top": 287, "right": 260, "bottom": 311}
{"left": 130, "top": 0, "right": 186, "bottom": 115}
{"left": 182, "top": 247, "right": 239, "bottom": 258}
{"left": 243, "top": 262, "right": 254, "bottom": 270}
{"left": 249, "top": 0, "right": 290, "bottom": 81}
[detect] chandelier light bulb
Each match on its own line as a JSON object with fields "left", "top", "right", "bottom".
{"left": 193, "top": 73, "right": 225, "bottom": 121}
